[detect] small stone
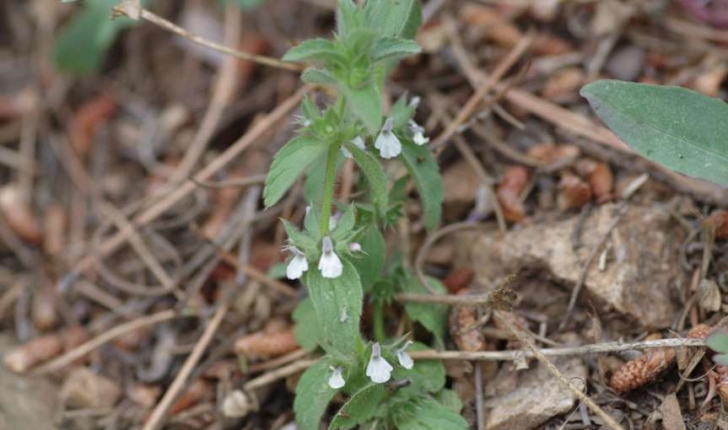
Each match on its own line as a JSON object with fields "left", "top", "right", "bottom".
{"left": 605, "top": 46, "right": 645, "bottom": 82}
{"left": 60, "top": 367, "right": 121, "bottom": 409}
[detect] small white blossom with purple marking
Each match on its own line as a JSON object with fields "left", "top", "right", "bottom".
{"left": 366, "top": 342, "right": 393, "bottom": 383}
{"left": 349, "top": 242, "right": 362, "bottom": 253}
{"left": 285, "top": 247, "right": 308, "bottom": 280}
{"left": 328, "top": 366, "right": 345, "bottom": 389}
{"left": 396, "top": 341, "right": 414, "bottom": 369}
{"left": 374, "top": 118, "right": 401, "bottom": 159}
{"left": 409, "top": 120, "right": 429, "bottom": 146}
{"left": 318, "top": 236, "right": 343, "bottom": 279}
{"left": 342, "top": 136, "right": 366, "bottom": 159}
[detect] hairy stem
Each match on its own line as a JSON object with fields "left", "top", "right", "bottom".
{"left": 319, "top": 143, "right": 340, "bottom": 237}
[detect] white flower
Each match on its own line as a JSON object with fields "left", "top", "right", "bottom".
{"left": 285, "top": 247, "right": 309, "bottom": 280}
{"left": 342, "top": 136, "right": 366, "bottom": 159}
{"left": 294, "top": 115, "right": 311, "bottom": 127}
{"left": 374, "top": 118, "right": 401, "bottom": 159}
{"left": 318, "top": 236, "right": 343, "bottom": 279}
{"left": 409, "top": 96, "right": 421, "bottom": 108}
{"left": 349, "top": 242, "right": 362, "bottom": 253}
{"left": 396, "top": 341, "right": 414, "bottom": 369}
{"left": 328, "top": 366, "right": 345, "bottom": 389}
{"left": 409, "top": 120, "right": 429, "bottom": 146}
{"left": 366, "top": 342, "right": 393, "bottom": 384}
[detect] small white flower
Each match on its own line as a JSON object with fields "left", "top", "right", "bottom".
{"left": 318, "top": 236, "right": 343, "bottom": 279}
{"left": 328, "top": 366, "right": 345, "bottom": 389}
{"left": 396, "top": 341, "right": 414, "bottom": 369}
{"left": 349, "top": 242, "right": 362, "bottom": 253}
{"left": 374, "top": 118, "right": 402, "bottom": 159}
{"left": 294, "top": 115, "right": 311, "bottom": 127}
{"left": 285, "top": 247, "right": 308, "bottom": 280}
{"left": 409, "top": 120, "right": 429, "bottom": 146}
{"left": 366, "top": 342, "right": 393, "bottom": 384}
{"left": 342, "top": 136, "right": 366, "bottom": 159}
{"left": 409, "top": 96, "right": 421, "bottom": 108}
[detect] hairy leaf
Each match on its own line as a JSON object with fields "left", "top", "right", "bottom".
{"left": 400, "top": 276, "right": 447, "bottom": 346}
{"left": 329, "top": 384, "right": 387, "bottom": 430}
{"left": 292, "top": 298, "right": 321, "bottom": 351}
{"left": 342, "top": 84, "right": 383, "bottom": 134}
{"left": 363, "top": 0, "right": 422, "bottom": 39}
{"left": 581, "top": 80, "right": 728, "bottom": 187}
{"left": 399, "top": 140, "right": 443, "bottom": 231}
{"left": 283, "top": 39, "right": 343, "bottom": 65}
{"left": 370, "top": 37, "right": 421, "bottom": 62}
{"left": 304, "top": 260, "right": 363, "bottom": 358}
{"left": 301, "top": 67, "right": 339, "bottom": 86}
{"left": 343, "top": 141, "right": 388, "bottom": 215}
{"left": 294, "top": 359, "right": 338, "bottom": 430}
{"left": 264, "top": 136, "right": 327, "bottom": 207}
{"left": 391, "top": 397, "right": 469, "bottom": 430}
{"left": 351, "top": 225, "right": 385, "bottom": 289}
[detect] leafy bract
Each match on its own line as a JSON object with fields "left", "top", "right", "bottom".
{"left": 399, "top": 140, "right": 443, "bottom": 231}
{"left": 304, "top": 260, "right": 363, "bottom": 358}
{"left": 264, "top": 136, "right": 327, "bottom": 207}
{"left": 581, "top": 80, "right": 728, "bottom": 187}
{"left": 294, "top": 358, "right": 339, "bottom": 430}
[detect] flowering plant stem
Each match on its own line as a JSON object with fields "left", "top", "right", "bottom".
{"left": 320, "top": 143, "right": 341, "bottom": 236}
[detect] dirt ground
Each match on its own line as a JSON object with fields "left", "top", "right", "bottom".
{"left": 2, "top": 0, "right": 728, "bottom": 429}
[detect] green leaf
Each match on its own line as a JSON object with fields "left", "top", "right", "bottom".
{"left": 581, "top": 80, "right": 728, "bottom": 187}
{"left": 294, "top": 358, "right": 338, "bottom": 430}
{"left": 391, "top": 94, "right": 416, "bottom": 130}
{"left": 293, "top": 298, "right": 322, "bottom": 351}
{"left": 336, "top": 0, "right": 359, "bottom": 37}
{"left": 55, "top": 0, "right": 135, "bottom": 75}
{"left": 715, "top": 353, "right": 728, "bottom": 366}
{"left": 302, "top": 67, "right": 339, "bottom": 86}
{"left": 706, "top": 328, "right": 728, "bottom": 353}
{"left": 223, "top": 0, "right": 264, "bottom": 9}
{"left": 301, "top": 96, "right": 321, "bottom": 121}
{"left": 283, "top": 39, "right": 344, "bottom": 65}
{"left": 264, "top": 136, "right": 328, "bottom": 207}
{"left": 434, "top": 389, "right": 464, "bottom": 415}
{"left": 363, "top": 0, "right": 422, "bottom": 39}
{"left": 351, "top": 225, "right": 385, "bottom": 290}
{"left": 400, "top": 275, "right": 448, "bottom": 346}
{"left": 399, "top": 140, "right": 443, "bottom": 231}
{"left": 342, "top": 84, "right": 382, "bottom": 134}
{"left": 329, "top": 384, "right": 387, "bottom": 430}
{"left": 392, "top": 342, "right": 445, "bottom": 393}
{"left": 282, "top": 219, "right": 317, "bottom": 253}
{"left": 391, "top": 397, "right": 469, "bottom": 430}
{"left": 266, "top": 262, "right": 287, "bottom": 279}
{"left": 343, "top": 140, "right": 388, "bottom": 215}
{"left": 304, "top": 260, "right": 363, "bottom": 358}
{"left": 370, "top": 37, "right": 421, "bottom": 62}
{"left": 304, "top": 150, "right": 345, "bottom": 208}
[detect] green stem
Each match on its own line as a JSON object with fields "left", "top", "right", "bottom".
{"left": 319, "top": 142, "right": 340, "bottom": 237}
{"left": 373, "top": 301, "right": 385, "bottom": 343}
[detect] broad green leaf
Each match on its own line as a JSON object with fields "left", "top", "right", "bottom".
{"left": 304, "top": 260, "right": 363, "bottom": 358}
{"left": 351, "top": 225, "right": 385, "bottom": 290}
{"left": 329, "top": 384, "right": 387, "bottom": 430}
{"left": 399, "top": 140, "right": 443, "bottom": 231}
{"left": 282, "top": 219, "right": 317, "bottom": 253}
{"left": 55, "top": 0, "right": 135, "bottom": 75}
{"left": 706, "top": 328, "right": 728, "bottom": 353}
{"left": 302, "top": 67, "right": 339, "bottom": 86}
{"left": 343, "top": 140, "right": 388, "bottom": 215}
{"left": 264, "top": 136, "right": 327, "bottom": 207}
{"left": 363, "top": 0, "right": 422, "bottom": 39}
{"left": 391, "top": 342, "right": 445, "bottom": 394}
{"left": 581, "top": 80, "right": 728, "bottom": 187}
{"left": 332, "top": 205, "right": 357, "bottom": 241}
{"left": 294, "top": 358, "right": 338, "bottom": 430}
{"left": 391, "top": 397, "right": 469, "bottom": 430}
{"left": 336, "top": 0, "right": 359, "bottom": 37}
{"left": 391, "top": 94, "right": 416, "bottom": 130}
{"left": 370, "top": 37, "right": 421, "bottom": 62}
{"left": 434, "top": 389, "right": 464, "bottom": 414}
{"left": 400, "top": 276, "right": 447, "bottom": 346}
{"left": 283, "top": 39, "right": 344, "bottom": 65}
{"left": 342, "top": 84, "right": 382, "bottom": 134}
{"left": 292, "top": 298, "right": 321, "bottom": 351}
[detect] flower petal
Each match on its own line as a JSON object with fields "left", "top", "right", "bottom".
{"left": 328, "top": 367, "right": 345, "bottom": 389}
{"left": 286, "top": 254, "right": 308, "bottom": 280}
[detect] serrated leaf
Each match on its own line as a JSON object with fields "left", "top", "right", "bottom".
{"left": 55, "top": 0, "right": 135, "bottom": 75}
{"left": 294, "top": 358, "right": 338, "bottom": 430}
{"left": 351, "top": 225, "right": 385, "bottom": 290}
{"left": 400, "top": 275, "right": 447, "bottom": 346}
{"left": 342, "top": 84, "right": 382, "bottom": 134}
{"left": 283, "top": 39, "right": 344, "bottom": 65}
{"left": 302, "top": 67, "right": 339, "bottom": 85}
{"left": 706, "top": 328, "right": 728, "bottom": 353}
{"left": 329, "top": 384, "right": 387, "bottom": 430}
{"left": 293, "top": 298, "right": 321, "bottom": 351}
{"left": 304, "top": 260, "right": 363, "bottom": 358}
{"left": 363, "top": 0, "right": 422, "bottom": 39}
{"left": 391, "top": 396, "right": 469, "bottom": 430}
{"left": 343, "top": 141, "right": 388, "bottom": 215}
{"left": 370, "top": 37, "right": 421, "bottom": 62}
{"left": 581, "top": 80, "right": 728, "bottom": 187}
{"left": 264, "top": 136, "right": 328, "bottom": 207}
{"left": 399, "top": 140, "right": 443, "bottom": 231}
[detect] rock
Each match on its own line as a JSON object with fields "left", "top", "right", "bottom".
{"left": 484, "top": 344, "right": 587, "bottom": 430}
{"left": 469, "top": 203, "right": 682, "bottom": 327}
{"left": 61, "top": 367, "right": 121, "bottom": 409}
{"left": 0, "top": 336, "right": 58, "bottom": 430}
{"left": 606, "top": 46, "right": 645, "bottom": 82}
{"left": 441, "top": 160, "right": 481, "bottom": 220}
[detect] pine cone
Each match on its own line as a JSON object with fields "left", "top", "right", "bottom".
{"left": 609, "top": 347, "right": 676, "bottom": 393}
